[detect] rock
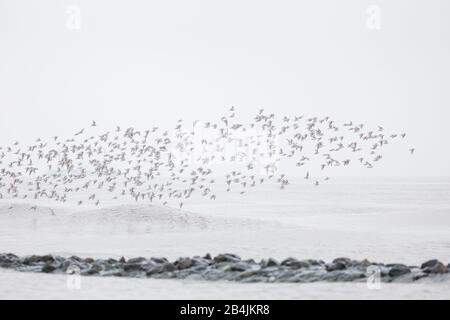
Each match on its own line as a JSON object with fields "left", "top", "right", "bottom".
{"left": 23, "top": 255, "right": 42, "bottom": 265}
{"left": 84, "top": 264, "right": 103, "bottom": 275}
{"left": 213, "top": 254, "right": 241, "bottom": 263}
{"left": 237, "top": 269, "right": 259, "bottom": 280}
{"left": 176, "top": 257, "right": 193, "bottom": 270}
{"left": 162, "top": 262, "right": 176, "bottom": 272}
{"left": 145, "top": 266, "right": 161, "bottom": 276}
{"left": 191, "top": 257, "right": 210, "bottom": 266}
{"left": 228, "top": 262, "right": 251, "bottom": 272}
{"left": 41, "top": 263, "right": 56, "bottom": 273}
{"left": 326, "top": 262, "right": 346, "bottom": 272}
{"left": 412, "top": 272, "right": 428, "bottom": 281}
{"left": 123, "top": 263, "right": 144, "bottom": 272}
{"left": 146, "top": 262, "right": 176, "bottom": 276}
{"left": 281, "top": 258, "right": 309, "bottom": 269}
{"left": 274, "top": 270, "right": 297, "bottom": 282}
{"left": 354, "top": 259, "right": 371, "bottom": 268}
{"left": 150, "top": 257, "right": 168, "bottom": 264}
{"left": 421, "top": 260, "right": 448, "bottom": 274}
{"left": 127, "top": 257, "right": 147, "bottom": 264}
{"left": 305, "top": 259, "right": 322, "bottom": 266}
{"left": 69, "top": 256, "right": 83, "bottom": 262}
{"left": 41, "top": 255, "right": 55, "bottom": 263}
{"left": 378, "top": 266, "right": 390, "bottom": 277}
{"left": 388, "top": 264, "right": 411, "bottom": 277}
{"left": 325, "top": 257, "right": 353, "bottom": 272}
{"left": 323, "top": 270, "right": 366, "bottom": 282}
{"left": 0, "top": 253, "right": 19, "bottom": 264}
{"left": 23, "top": 254, "right": 55, "bottom": 265}
{"left": 266, "top": 258, "right": 279, "bottom": 267}
{"left": 290, "top": 269, "right": 327, "bottom": 283}
{"left": 54, "top": 256, "right": 66, "bottom": 264}
{"left": 203, "top": 253, "right": 212, "bottom": 260}
{"left": 421, "top": 259, "right": 438, "bottom": 269}
{"left": 3, "top": 252, "right": 450, "bottom": 284}
{"left": 332, "top": 257, "right": 352, "bottom": 267}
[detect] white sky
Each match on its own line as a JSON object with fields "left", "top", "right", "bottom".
{"left": 0, "top": 0, "right": 449, "bottom": 177}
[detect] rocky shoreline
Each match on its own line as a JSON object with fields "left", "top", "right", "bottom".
{"left": 1, "top": 253, "right": 449, "bottom": 283}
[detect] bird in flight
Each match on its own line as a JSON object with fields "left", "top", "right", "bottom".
{"left": 0, "top": 108, "right": 412, "bottom": 209}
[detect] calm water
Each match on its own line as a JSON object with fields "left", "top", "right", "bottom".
{"left": 1, "top": 178, "right": 449, "bottom": 299}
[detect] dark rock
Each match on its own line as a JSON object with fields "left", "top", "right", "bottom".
{"left": 326, "top": 262, "right": 347, "bottom": 272}
{"left": 22, "top": 254, "right": 55, "bottom": 265}
{"left": 228, "top": 262, "right": 251, "bottom": 272}
{"left": 69, "top": 256, "right": 83, "bottom": 262}
{"left": 0, "top": 253, "right": 19, "bottom": 264}
{"left": 93, "top": 259, "right": 107, "bottom": 266}
{"left": 326, "top": 257, "right": 353, "bottom": 271}
{"left": 213, "top": 254, "right": 241, "bottom": 263}
{"left": 421, "top": 259, "right": 438, "bottom": 269}
{"left": 176, "top": 257, "right": 194, "bottom": 270}
{"left": 191, "top": 257, "right": 210, "bottom": 266}
{"left": 84, "top": 264, "right": 103, "bottom": 275}
{"left": 266, "top": 258, "right": 279, "bottom": 267}
{"left": 23, "top": 255, "right": 42, "bottom": 265}
{"left": 412, "top": 272, "right": 428, "bottom": 281}
{"left": 323, "top": 270, "right": 365, "bottom": 282}
{"left": 305, "top": 259, "right": 322, "bottom": 266}
{"left": 123, "top": 263, "right": 144, "bottom": 272}
{"left": 351, "top": 259, "right": 371, "bottom": 268}
{"left": 61, "top": 260, "right": 71, "bottom": 271}
{"left": 290, "top": 269, "right": 327, "bottom": 283}
{"left": 39, "top": 255, "right": 55, "bottom": 263}
{"left": 292, "top": 260, "right": 310, "bottom": 269}
{"left": 150, "top": 257, "right": 168, "bottom": 264}
{"left": 332, "top": 257, "right": 352, "bottom": 267}
{"left": 162, "top": 262, "right": 176, "bottom": 272}
{"left": 388, "top": 264, "right": 411, "bottom": 277}
{"left": 41, "top": 263, "right": 56, "bottom": 273}
{"left": 281, "top": 258, "right": 309, "bottom": 269}
{"left": 379, "top": 266, "right": 390, "bottom": 277}
{"left": 146, "top": 262, "right": 176, "bottom": 276}
{"left": 237, "top": 269, "right": 259, "bottom": 279}
{"left": 127, "top": 257, "right": 147, "bottom": 264}
{"left": 3, "top": 252, "right": 450, "bottom": 284}
{"left": 421, "top": 260, "right": 448, "bottom": 274}
{"left": 203, "top": 253, "right": 212, "bottom": 260}
{"left": 133, "top": 263, "right": 153, "bottom": 273}
{"left": 54, "top": 256, "right": 66, "bottom": 264}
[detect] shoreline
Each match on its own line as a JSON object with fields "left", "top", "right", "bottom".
{"left": 1, "top": 253, "right": 449, "bottom": 284}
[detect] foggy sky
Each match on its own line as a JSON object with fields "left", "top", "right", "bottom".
{"left": 1, "top": 0, "right": 449, "bottom": 177}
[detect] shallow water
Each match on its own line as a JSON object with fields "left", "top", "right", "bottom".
{"left": 1, "top": 178, "right": 449, "bottom": 299}
{"left": 1, "top": 269, "right": 449, "bottom": 300}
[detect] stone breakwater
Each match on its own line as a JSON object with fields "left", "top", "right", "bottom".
{"left": 1, "top": 253, "right": 449, "bottom": 283}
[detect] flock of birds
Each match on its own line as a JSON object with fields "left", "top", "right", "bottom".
{"left": 0, "top": 108, "right": 414, "bottom": 211}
